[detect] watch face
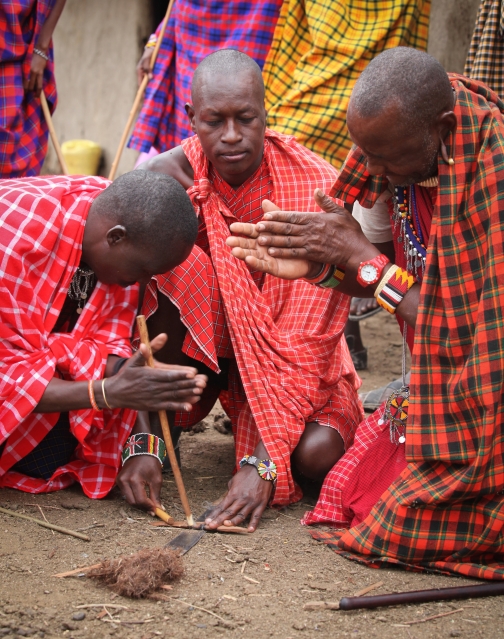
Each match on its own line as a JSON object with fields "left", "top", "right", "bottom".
{"left": 361, "top": 264, "right": 379, "bottom": 282}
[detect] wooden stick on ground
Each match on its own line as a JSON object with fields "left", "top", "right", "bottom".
{"left": 108, "top": 0, "right": 175, "bottom": 181}
{"left": 40, "top": 91, "right": 68, "bottom": 175}
{"left": 338, "top": 581, "right": 504, "bottom": 610}
{"left": 0, "top": 506, "right": 89, "bottom": 541}
{"left": 136, "top": 315, "right": 194, "bottom": 527}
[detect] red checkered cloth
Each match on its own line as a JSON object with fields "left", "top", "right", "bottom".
{"left": 129, "top": 0, "right": 282, "bottom": 154}
{"left": 309, "top": 74, "right": 504, "bottom": 580}
{"left": 151, "top": 130, "right": 361, "bottom": 506}
{"left": 0, "top": 176, "right": 138, "bottom": 497}
{"left": 0, "top": 1, "right": 58, "bottom": 177}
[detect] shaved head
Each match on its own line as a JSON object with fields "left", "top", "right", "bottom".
{"left": 186, "top": 49, "right": 267, "bottom": 187}
{"left": 349, "top": 47, "right": 453, "bottom": 133}
{"left": 191, "top": 49, "right": 264, "bottom": 104}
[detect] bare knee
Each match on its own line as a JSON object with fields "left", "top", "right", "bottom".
{"left": 292, "top": 422, "right": 345, "bottom": 481}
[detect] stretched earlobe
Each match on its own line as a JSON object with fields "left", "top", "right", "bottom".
{"left": 440, "top": 138, "right": 455, "bottom": 166}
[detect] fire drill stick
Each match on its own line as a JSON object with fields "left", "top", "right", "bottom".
{"left": 108, "top": 0, "right": 175, "bottom": 180}
{"left": 136, "top": 315, "right": 194, "bottom": 527}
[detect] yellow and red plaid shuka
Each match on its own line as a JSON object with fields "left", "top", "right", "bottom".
{"left": 263, "top": 0, "right": 431, "bottom": 169}
{"left": 465, "top": 0, "right": 504, "bottom": 97}
{"left": 310, "top": 75, "right": 504, "bottom": 580}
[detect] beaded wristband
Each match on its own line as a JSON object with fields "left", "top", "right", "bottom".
{"left": 375, "top": 266, "right": 415, "bottom": 314}
{"left": 88, "top": 379, "right": 100, "bottom": 411}
{"left": 33, "top": 47, "right": 50, "bottom": 61}
{"left": 121, "top": 433, "right": 167, "bottom": 467}
{"left": 303, "top": 263, "right": 332, "bottom": 285}
{"left": 145, "top": 35, "right": 157, "bottom": 49}
{"left": 318, "top": 264, "right": 345, "bottom": 289}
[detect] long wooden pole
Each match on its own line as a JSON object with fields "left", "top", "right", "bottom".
{"left": 108, "top": 0, "right": 175, "bottom": 181}
{"left": 136, "top": 315, "right": 194, "bottom": 527}
{"left": 40, "top": 91, "right": 69, "bottom": 175}
{"left": 338, "top": 581, "right": 504, "bottom": 610}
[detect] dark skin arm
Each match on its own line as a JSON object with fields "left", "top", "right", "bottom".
{"left": 226, "top": 192, "right": 419, "bottom": 329}
{"left": 137, "top": 146, "right": 194, "bottom": 190}
{"left": 34, "top": 333, "right": 208, "bottom": 413}
{"left": 26, "top": 0, "right": 66, "bottom": 97}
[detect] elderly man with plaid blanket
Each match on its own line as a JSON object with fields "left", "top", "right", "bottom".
{"left": 122, "top": 50, "right": 362, "bottom": 530}
{"left": 0, "top": 171, "right": 207, "bottom": 498}
{"left": 228, "top": 47, "right": 504, "bottom": 579}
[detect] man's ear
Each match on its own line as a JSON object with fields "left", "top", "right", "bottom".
{"left": 106, "top": 225, "right": 127, "bottom": 247}
{"left": 185, "top": 103, "right": 196, "bottom": 132}
{"left": 437, "top": 111, "right": 457, "bottom": 164}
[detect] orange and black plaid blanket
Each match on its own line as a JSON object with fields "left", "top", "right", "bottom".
{"left": 313, "top": 74, "right": 504, "bottom": 580}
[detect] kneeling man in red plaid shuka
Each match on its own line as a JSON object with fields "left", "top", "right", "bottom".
{"left": 119, "top": 50, "right": 362, "bottom": 531}
{"left": 0, "top": 171, "right": 207, "bottom": 498}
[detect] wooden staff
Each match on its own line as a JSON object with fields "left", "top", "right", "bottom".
{"left": 108, "top": 0, "right": 175, "bottom": 181}
{"left": 40, "top": 90, "right": 69, "bottom": 175}
{"left": 0, "top": 505, "right": 89, "bottom": 541}
{"left": 136, "top": 315, "right": 194, "bottom": 527}
{"left": 338, "top": 581, "right": 504, "bottom": 610}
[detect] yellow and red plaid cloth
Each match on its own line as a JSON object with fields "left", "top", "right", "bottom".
{"left": 263, "top": 0, "right": 431, "bottom": 169}
{"left": 142, "top": 130, "right": 362, "bottom": 506}
{"left": 308, "top": 75, "right": 504, "bottom": 580}
{"left": 0, "top": 176, "right": 138, "bottom": 497}
{"left": 465, "top": 0, "right": 504, "bottom": 97}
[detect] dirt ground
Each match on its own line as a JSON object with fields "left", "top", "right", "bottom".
{"left": 1, "top": 311, "right": 502, "bottom": 639}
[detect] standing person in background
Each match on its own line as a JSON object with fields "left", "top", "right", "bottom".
{"left": 262, "top": 0, "right": 431, "bottom": 372}
{"left": 129, "top": 0, "right": 283, "bottom": 164}
{"left": 465, "top": 0, "right": 504, "bottom": 97}
{"left": 0, "top": 0, "right": 66, "bottom": 177}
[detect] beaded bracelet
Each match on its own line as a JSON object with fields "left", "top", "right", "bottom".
{"left": 303, "top": 263, "right": 332, "bottom": 285}
{"left": 88, "top": 379, "right": 100, "bottom": 411}
{"left": 317, "top": 264, "right": 345, "bottom": 289}
{"left": 375, "top": 265, "right": 415, "bottom": 314}
{"left": 145, "top": 35, "right": 157, "bottom": 49}
{"left": 121, "top": 433, "right": 167, "bottom": 467}
{"left": 33, "top": 47, "right": 50, "bottom": 61}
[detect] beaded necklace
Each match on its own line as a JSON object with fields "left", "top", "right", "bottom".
{"left": 392, "top": 185, "right": 427, "bottom": 280}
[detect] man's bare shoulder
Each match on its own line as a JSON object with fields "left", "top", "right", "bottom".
{"left": 137, "top": 146, "right": 194, "bottom": 190}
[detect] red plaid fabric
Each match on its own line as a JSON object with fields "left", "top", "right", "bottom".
{"left": 0, "top": 176, "right": 138, "bottom": 497}
{"left": 0, "top": 1, "right": 58, "bottom": 177}
{"left": 311, "top": 75, "right": 504, "bottom": 580}
{"left": 165, "top": 130, "right": 362, "bottom": 506}
{"left": 129, "top": 0, "right": 282, "bottom": 154}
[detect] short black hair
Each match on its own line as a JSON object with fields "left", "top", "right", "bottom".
{"left": 350, "top": 47, "right": 453, "bottom": 132}
{"left": 192, "top": 49, "right": 264, "bottom": 102}
{"left": 94, "top": 171, "right": 198, "bottom": 268}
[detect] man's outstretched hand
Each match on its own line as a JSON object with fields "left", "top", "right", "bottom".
{"left": 204, "top": 465, "right": 273, "bottom": 532}
{"left": 106, "top": 333, "right": 208, "bottom": 413}
{"left": 227, "top": 200, "right": 319, "bottom": 280}
{"left": 230, "top": 190, "right": 372, "bottom": 269}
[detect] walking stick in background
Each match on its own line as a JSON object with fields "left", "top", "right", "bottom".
{"left": 108, "top": 0, "right": 175, "bottom": 180}
{"left": 136, "top": 315, "right": 194, "bottom": 527}
{"left": 40, "top": 90, "right": 68, "bottom": 175}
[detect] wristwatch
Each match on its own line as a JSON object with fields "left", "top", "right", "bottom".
{"left": 239, "top": 455, "right": 277, "bottom": 482}
{"left": 356, "top": 254, "right": 390, "bottom": 287}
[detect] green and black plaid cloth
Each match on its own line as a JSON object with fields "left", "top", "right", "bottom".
{"left": 315, "top": 74, "right": 504, "bottom": 580}
{"left": 465, "top": 0, "right": 504, "bottom": 97}
{"left": 263, "top": 0, "right": 431, "bottom": 170}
